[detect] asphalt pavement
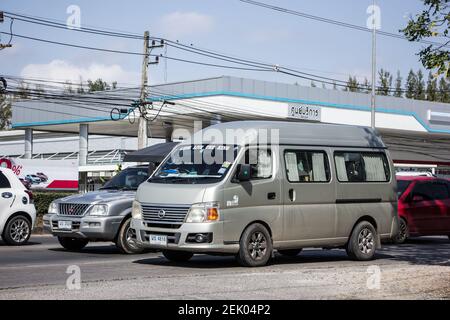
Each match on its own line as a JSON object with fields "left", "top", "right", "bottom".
{"left": 0, "top": 235, "right": 449, "bottom": 299}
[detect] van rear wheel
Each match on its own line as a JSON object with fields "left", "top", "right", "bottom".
{"left": 58, "top": 237, "right": 89, "bottom": 251}
{"left": 346, "top": 221, "right": 377, "bottom": 261}
{"left": 236, "top": 223, "right": 273, "bottom": 267}
{"left": 278, "top": 249, "right": 302, "bottom": 257}
{"left": 162, "top": 250, "right": 193, "bottom": 262}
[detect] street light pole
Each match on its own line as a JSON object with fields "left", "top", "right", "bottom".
{"left": 371, "top": 0, "right": 377, "bottom": 129}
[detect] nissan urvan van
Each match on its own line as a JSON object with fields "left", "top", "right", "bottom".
{"left": 132, "top": 121, "right": 398, "bottom": 267}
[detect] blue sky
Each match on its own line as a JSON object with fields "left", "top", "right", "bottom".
{"left": 0, "top": 0, "right": 429, "bottom": 88}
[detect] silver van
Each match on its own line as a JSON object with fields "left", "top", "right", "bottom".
{"left": 132, "top": 121, "right": 398, "bottom": 267}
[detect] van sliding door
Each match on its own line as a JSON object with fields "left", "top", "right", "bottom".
{"left": 281, "top": 147, "right": 336, "bottom": 242}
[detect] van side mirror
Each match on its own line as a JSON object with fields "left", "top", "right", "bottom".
{"left": 237, "top": 164, "right": 252, "bottom": 182}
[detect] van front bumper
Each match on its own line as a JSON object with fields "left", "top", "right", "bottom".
{"left": 43, "top": 213, "right": 122, "bottom": 241}
{"left": 131, "top": 218, "right": 240, "bottom": 254}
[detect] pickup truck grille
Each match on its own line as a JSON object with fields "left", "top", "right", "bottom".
{"left": 141, "top": 204, "right": 190, "bottom": 226}
{"left": 58, "top": 203, "right": 90, "bottom": 216}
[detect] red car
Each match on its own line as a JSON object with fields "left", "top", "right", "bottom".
{"left": 395, "top": 176, "right": 450, "bottom": 243}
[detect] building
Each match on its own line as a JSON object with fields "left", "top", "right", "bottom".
{"left": 5, "top": 75, "right": 450, "bottom": 186}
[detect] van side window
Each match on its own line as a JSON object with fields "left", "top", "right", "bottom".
{"left": 284, "top": 150, "right": 330, "bottom": 183}
{"left": 334, "top": 152, "right": 390, "bottom": 182}
{"left": 243, "top": 149, "right": 272, "bottom": 179}
{"left": 0, "top": 172, "right": 11, "bottom": 188}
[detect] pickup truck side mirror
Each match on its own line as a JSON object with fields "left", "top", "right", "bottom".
{"left": 237, "top": 164, "right": 252, "bottom": 182}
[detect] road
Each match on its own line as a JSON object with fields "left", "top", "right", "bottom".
{"left": 0, "top": 235, "right": 449, "bottom": 299}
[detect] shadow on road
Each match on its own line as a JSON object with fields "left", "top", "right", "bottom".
{"left": 0, "top": 240, "right": 42, "bottom": 246}
{"left": 133, "top": 249, "right": 393, "bottom": 269}
{"left": 48, "top": 245, "right": 120, "bottom": 255}
{"left": 381, "top": 236, "right": 450, "bottom": 267}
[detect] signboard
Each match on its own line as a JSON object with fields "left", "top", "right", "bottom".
{"left": 287, "top": 104, "right": 321, "bottom": 122}
{"left": 0, "top": 158, "right": 78, "bottom": 190}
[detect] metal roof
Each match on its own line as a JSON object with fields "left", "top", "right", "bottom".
{"left": 184, "top": 120, "right": 386, "bottom": 148}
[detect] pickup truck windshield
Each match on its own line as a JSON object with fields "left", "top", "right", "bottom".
{"left": 101, "top": 167, "right": 148, "bottom": 190}
{"left": 149, "top": 145, "right": 239, "bottom": 184}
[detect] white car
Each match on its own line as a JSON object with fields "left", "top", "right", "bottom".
{"left": 0, "top": 168, "right": 36, "bottom": 245}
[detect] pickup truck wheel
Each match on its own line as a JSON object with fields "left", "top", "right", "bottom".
{"left": 346, "top": 221, "right": 377, "bottom": 261}
{"left": 393, "top": 218, "right": 408, "bottom": 244}
{"left": 278, "top": 249, "right": 302, "bottom": 257}
{"left": 236, "top": 223, "right": 273, "bottom": 267}
{"left": 162, "top": 250, "right": 193, "bottom": 262}
{"left": 116, "top": 217, "right": 144, "bottom": 254}
{"left": 2, "top": 215, "right": 31, "bottom": 245}
{"left": 57, "top": 237, "right": 89, "bottom": 251}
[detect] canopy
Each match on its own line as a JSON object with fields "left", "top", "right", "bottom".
{"left": 123, "top": 142, "right": 179, "bottom": 163}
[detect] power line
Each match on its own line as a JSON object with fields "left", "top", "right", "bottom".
{"left": 239, "top": 0, "right": 450, "bottom": 48}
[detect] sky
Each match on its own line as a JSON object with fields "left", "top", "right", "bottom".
{"left": 0, "top": 0, "right": 431, "bottom": 89}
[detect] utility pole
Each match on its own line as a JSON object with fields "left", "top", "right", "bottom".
{"left": 370, "top": 0, "right": 377, "bottom": 129}
{"left": 137, "top": 31, "right": 150, "bottom": 150}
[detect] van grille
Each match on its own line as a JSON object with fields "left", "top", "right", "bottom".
{"left": 58, "top": 203, "right": 90, "bottom": 216}
{"left": 141, "top": 204, "right": 190, "bottom": 226}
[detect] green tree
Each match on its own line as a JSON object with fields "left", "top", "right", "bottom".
{"left": 377, "top": 69, "right": 393, "bottom": 96}
{"left": 401, "top": 0, "right": 450, "bottom": 77}
{"left": 405, "top": 69, "right": 417, "bottom": 98}
{"left": 437, "top": 77, "right": 450, "bottom": 102}
{"left": 345, "top": 75, "right": 359, "bottom": 92}
{"left": 64, "top": 81, "right": 74, "bottom": 94}
{"left": 394, "top": 71, "right": 403, "bottom": 98}
{"left": 87, "top": 78, "right": 110, "bottom": 92}
{"left": 362, "top": 78, "right": 371, "bottom": 94}
{"left": 426, "top": 71, "right": 438, "bottom": 101}
{"left": 0, "top": 92, "right": 11, "bottom": 130}
{"left": 415, "top": 70, "right": 426, "bottom": 100}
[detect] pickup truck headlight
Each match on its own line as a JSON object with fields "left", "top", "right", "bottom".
{"left": 48, "top": 202, "right": 58, "bottom": 214}
{"left": 131, "top": 201, "right": 143, "bottom": 219}
{"left": 186, "top": 202, "right": 220, "bottom": 223}
{"left": 88, "top": 204, "right": 109, "bottom": 216}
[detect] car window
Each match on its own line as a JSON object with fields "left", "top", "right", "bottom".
{"left": 284, "top": 150, "right": 330, "bottom": 183}
{"left": 334, "top": 152, "right": 390, "bottom": 182}
{"left": 0, "top": 171, "right": 11, "bottom": 188}
{"left": 413, "top": 182, "right": 449, "bottom": 200}
{"left": 242, "top": 148, "right": 272, "bottom": 179}
{"left": 396, "top": 180, "right": 411, "bottom": 197}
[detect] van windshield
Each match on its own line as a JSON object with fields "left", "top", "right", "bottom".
{"left": 149, "top": 145, "right": 239, "bottom": 184}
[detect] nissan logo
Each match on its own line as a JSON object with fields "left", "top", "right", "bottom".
{"left": 158, "top": 209, "right": 166, "bottom": 219}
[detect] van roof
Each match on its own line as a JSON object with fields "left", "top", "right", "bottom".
{"left": 185, "top": 121, "right": 386, "bottom": 149}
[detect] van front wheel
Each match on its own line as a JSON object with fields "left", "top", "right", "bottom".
{"left": 236, "top": 223, "right": 273, "bottom": 267}
{"left": 346, "top": 221, "right": 377, "bottom": 261}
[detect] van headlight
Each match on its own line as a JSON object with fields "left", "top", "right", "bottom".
{"left": 186, "top": 202, "right": 220, "bottom": 223}
{"left": 131, "top": 201, "right": 143, "bottom": 220}
{"left": 88, "top": 204, "right": 109, "bottom": 216}
{"left": 48, "top": 202, "right": 58, "bottom": 214}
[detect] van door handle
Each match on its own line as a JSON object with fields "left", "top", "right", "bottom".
{"left": 288, "top": 189, "right": 296, "bottom": 202}
{"left": 267, "top": 192, "right": 276, "bottom": 200}
{"left": 1, "top": 192, "right": 13, "bottom": 199}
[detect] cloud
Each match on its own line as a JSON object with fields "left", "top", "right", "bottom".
{"left": 20, "top": 60, "right": 140, "bottom": 85}
{"left": 158, "top": 11, "right": 214, "bottom": 38}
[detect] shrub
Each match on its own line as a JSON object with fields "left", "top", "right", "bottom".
{"left": 33, "top": 192, "right": 76, "bottom": 216}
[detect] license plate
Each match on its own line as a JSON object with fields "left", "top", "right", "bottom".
{"left": 149, "top": 234, "right": 167, "bottom": 246}
{"left": 58, "top": 221, "right": 72, "bottom": 230}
